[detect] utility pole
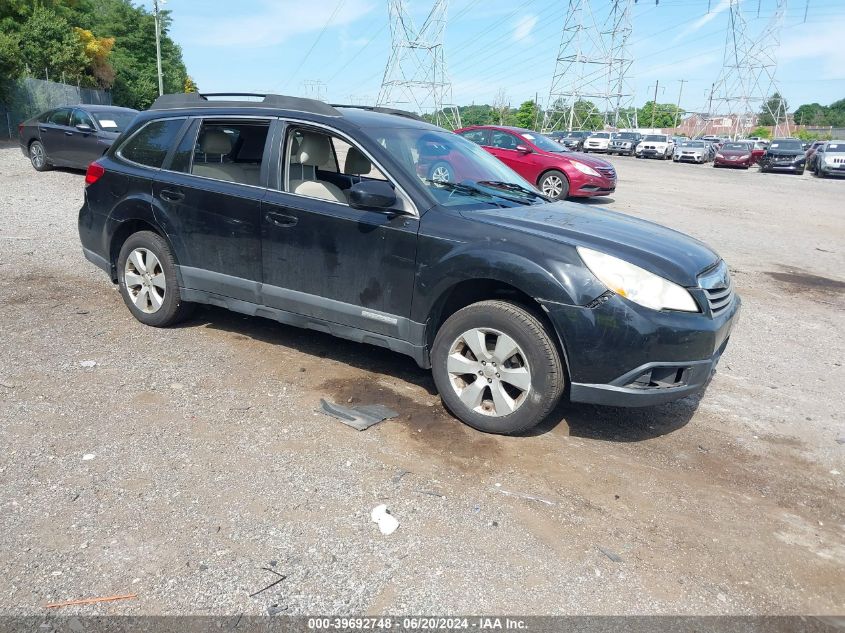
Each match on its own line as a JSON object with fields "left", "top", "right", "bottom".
{"left": 674, "top": 79, "right": 687, "bottom": 131}
{"left": 533, "top": 92, "right": 539, "bottom": 130}
{"left": 153, "top": 0, "right": 164, "bottom": 96}
{"left": 650, "top": 79, "right": 659, "bottom": 129}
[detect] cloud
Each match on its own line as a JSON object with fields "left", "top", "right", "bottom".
{"left": 183, "top": 0, "right": 376, "bottom": 47}
{"left": 778, "top": 16, "right": 845, "bottom": 78}
{"left": 672, "top": 0, "right": 732, "bottom": 42}
{"left": 512, "top": 14, "right": 538, "bottom": 42}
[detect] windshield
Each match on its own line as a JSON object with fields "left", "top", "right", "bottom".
{"left": 722, "top": 143, "right": 749, "bottom": 151}
{"left": 91, "top": 110, "right": 137, "bottom": 133}
{"left": 680, "top": 141, "right": 704, "bottom": 148}
{"left": 769, "top": 139, "right": 802, "bottom": 151}
{"left": 826, "top": 142, "right": 845, "bottom": 153}
{"left": 362, "top": 127, "right": 546, "bottom": 208}
{"left": 615, "top": 133, "right": 638, "bottom": 140}
{"left": 643, "top": 135, "right": 666, "bottom": 142}
{"left": 590, "top": 132, "right": 610, "bottom": 139}
{"left": 521, "top": 132, "right": 567, "bottom": 153}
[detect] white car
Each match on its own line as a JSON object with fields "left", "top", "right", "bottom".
{"left": 673, "top": 140, "right": 709, "bottom": 164}
{"left": 813, "top": 140, "right": 845, "bottom": 178}
{"left": 583, "top": 132, "right": 612, "bottom": 153}
{"left": 636, "top": 134, "right": 675, "bottom": 160}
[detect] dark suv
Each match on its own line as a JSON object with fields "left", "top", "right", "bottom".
{"left": 78, "top": 93, "right": 741, "bottom": 435}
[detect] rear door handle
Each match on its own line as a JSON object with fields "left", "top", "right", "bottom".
{"left": 64, "top": 131, "right": 74, "bottom": 136}
{"left": 265, "top": 212, "right": 298, "bottom": 228}
{"left": 160, "top": 189, "right": 184, "bottom": 202}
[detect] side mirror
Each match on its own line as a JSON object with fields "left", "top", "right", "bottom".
{"left": 515, "top": 144, "right": 532, "bottom": 154}
{"left": 348, "top": 180, "right": 398, "bottom": 212}
{"left": 76, "top": 123, "right": 93, "bottom": 133}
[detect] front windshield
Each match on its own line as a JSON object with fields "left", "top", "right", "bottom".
{"left": 769, "top": 140, "right": 802, "bottom": 151}
{"left": 722, "top": 143, "right": 749, "bottom": 151}
{"left": 616, "top": 133, "right": 638, "bottom": 140}
{"left": 590, "top": 132, "right": 610, "bottom": 139}
{"left": 91, "top": 110, "right": 137, "bottom": 133}
{"left": 680, "top": 141, "right": 704, "bottom": 148}
{"left": 520, "top": 132, "right": 567, "bottom": 153}
{"left": 826, "top": 142, "right": 845, "bottom": 153}
{"left": 363, "top": 127, "right": 546, "bottom": 208}
{"left": 643, "top": 135, "right": 666, "bottom": 142}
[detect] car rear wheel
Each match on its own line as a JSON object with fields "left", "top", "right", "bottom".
{"left": 538, "top": 170, "right": 569, "bottom": 200}
{"left": 29, "top": 141, "right": 50, "bottom": 172}
{"left": 117, "top": 231, "right": 194, "bottom": 328}
{"left": 431, "top": 300, "right": 565, "bottom": 435}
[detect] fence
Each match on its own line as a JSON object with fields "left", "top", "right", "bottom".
{"left": 0, "top": 77, "right": 112, "bottom": 140}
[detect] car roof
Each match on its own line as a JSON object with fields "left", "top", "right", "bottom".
{"left": 79, "top": 104, "right": 139, "bottom": 114}
{"left": 145, "top": 92, "right": 439, "bottom": 132}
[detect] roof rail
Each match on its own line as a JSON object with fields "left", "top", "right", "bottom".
{"left": 149, "top": 92, "right": 342, "bottom": 117}
{"left": 330, "top": 104, "right": 424, "bottom": 122}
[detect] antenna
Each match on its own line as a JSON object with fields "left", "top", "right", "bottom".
{"left": 377, "top": 0, "right": 462, "bottom": 129}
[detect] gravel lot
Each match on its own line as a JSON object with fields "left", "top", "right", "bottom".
{"left": 0, "top": 142, "right": 843, "bottom": 616}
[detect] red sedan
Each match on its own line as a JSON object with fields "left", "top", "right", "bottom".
{"left": 454, "top": 125, "right": 616, "bottom": 199}
{"left": 713, "top": 141, "right": 761, "bottom": 169}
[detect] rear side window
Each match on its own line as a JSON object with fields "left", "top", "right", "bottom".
{"left": 119, "top": 119, "right": 184, "bottom": 168}
{"left": 48, "top": 109, "right": 71, "bottom": 126}
{"left": 189, "top": 120, "right": 270, "bottom": 186}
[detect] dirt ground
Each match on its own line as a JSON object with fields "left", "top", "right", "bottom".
{"left": 0, "top": 142, "right": 843, "bottom": 616}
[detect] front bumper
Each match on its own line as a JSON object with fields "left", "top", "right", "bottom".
{"left": 609, "top": 143, "right": 634, "bottom": 153}
{"left": 569, "top": 175, "right": 616, "bottom": 198}
{"left": 543, "top": 292, "right": 741, "bottom": 407}
{"left": 675, "top": 154, "right": 704, "bottom": 163}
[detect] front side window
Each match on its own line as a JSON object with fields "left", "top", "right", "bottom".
{"left": 282, "top": 127, "right": 388, "bottom": 204}
{"left": 490, "top": 131, "right": 520, "bottom": 150}
{"left": 188, "top": 120, "right": 270, "bottom": 186}
{"left": 119, "top": 118, "right": 184, "bottom": 168}
{"left": 48, "top": 108, "right": 71, "bottom": 126}
{"left": 458, "top": 129, "right": 490, "bottom": 146}
{"left": 71, "top": 109, "right": 95, "bottom": 129}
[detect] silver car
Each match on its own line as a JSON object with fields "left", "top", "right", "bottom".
{"left": 812, "top": 140, "right": 845, "bottom": 178}
{"left": 673, "top": 140, "right": 710, "bottom": 164}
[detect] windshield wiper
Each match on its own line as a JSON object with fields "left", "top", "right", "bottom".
{"left": 423, "top": 179, "right": 511, "bottom": 207}
{"left": 475, "top": 181, "right": 549, "bottom": 203}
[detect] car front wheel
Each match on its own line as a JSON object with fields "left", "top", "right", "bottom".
{"left": 428, "top": 161, "right": 454, "bottom": 183}
{"left": 431, "top": 300, "right": 565, "bottom": 435}
{"left": 538, "top": 170, "right": 569, "bottom": 200}
{"left": 117, "top": 231, "right": 194, "bottom": 328}
{"left": 29, "top": 141, "right": 50, "bottom": 172}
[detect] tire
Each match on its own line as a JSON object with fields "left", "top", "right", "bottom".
{"left": 117, "top": 231, "right": 194, "bottom": 328}
{"left": 29, "top": 140, "right": 51, "bottom": 172}
{"left": 538, "top": 170, "right": 570, "bottom": 200}
{"left": 431, "top": 300, "right": 565, "bottom": 435}
{"left": 428, "top": 161, "right": 454, "bottom": 183}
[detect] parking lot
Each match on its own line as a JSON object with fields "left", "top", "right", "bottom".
{"left": 0, "top": 142, "right": 843, "bottom": 615}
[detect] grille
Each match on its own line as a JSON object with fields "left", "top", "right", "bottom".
{"left": 597, "top": 167, "right": 616, "bottom": 179}
{"left": 698, "top": 262, "right": 734, "bottom": 316}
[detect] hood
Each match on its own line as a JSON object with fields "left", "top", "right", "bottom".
{"left": 718, "top": 148, "right": 750, "bottom": 156}
{"left": 766, "top": 148, "right": 803, "bottom": 157}
{"left": 461, "top": 202, "right": 719, "bottom": 286}
{"left": 550, "top": 150, "right": 612, "bottom": 169}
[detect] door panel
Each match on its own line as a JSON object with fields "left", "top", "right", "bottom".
{"left": 260, "top": 190, "right": 419, "bottom": 337}
{"left": 153, "top": 171, "right": 266, "bottom": 302}
{"left": 40, "top": 108, "right": 73, "bottom": 164}
{"left": 66, "top": 109, "right": 102, "bottom": 167}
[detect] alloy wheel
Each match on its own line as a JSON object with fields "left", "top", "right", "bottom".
{"left": 541, "top": 175, "right": 564, "bottom": 198}
{"left": 431, "top": 164, "right": 452, "bottom": 182}
{"left": 124, "top": 248, "right": 166, "bottom": 313}
{"left": 446, "top": 327, "right": 532, "bottom": 417}
{"left": 30, "top": 144, "right": 44, "bottom": 169}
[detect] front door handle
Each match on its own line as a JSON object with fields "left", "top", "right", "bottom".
{"left": 160, "top": 189, "right": 184, "bottom": 202}
{"left": 265, "top": 212, "right": 298, "bottom": 228}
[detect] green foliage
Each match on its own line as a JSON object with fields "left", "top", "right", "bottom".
{"left": 514, "top": 99, "right": 539, "bottom": 129}
{"left": 793, "top": 98, "right": 845, "bottom": 128}
{"left": 637, "top": 101, "right": 683, "bottom": 129}
{"left": 758, "top": 92, "right": 788, "bottom": 126}
{"left": 0, "top": 0, "right": 189, "bottom": 110}
{"left": 794, "top": 128, "right": 831, "bottom": 141}
{"left": 748, "top": 126, "right": 772, "bottom": 139}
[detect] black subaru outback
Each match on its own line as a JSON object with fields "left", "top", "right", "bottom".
{"left": 78, "top": 93, "right": 740, "bottom": 435}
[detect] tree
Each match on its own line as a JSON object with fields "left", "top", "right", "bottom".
{"left": 492, "top": 88, "right": 510, "bottom": 125}
{"left": 758, "top": 92, "right": 788, "bottom": 126}
{"left": 637, "top": 101, "right": 683, "bottom": 129}
{"left": 184, "top": 75, "right": 198, "bottom": 93}
{"left": 748, "top": 126, "right": 771, "bottom": 139}
{"left": 19, "top": 7, "right": 87, "bottom": 82}
{"left": 515, "top": 99, "right": 538, "bottom": 129}
{"left": 74, "top": 27, "right": 115, "bottom": 88}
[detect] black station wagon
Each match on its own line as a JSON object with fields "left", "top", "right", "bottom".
{"left": 78, "top": 93, "right": 740, "bottom": 435}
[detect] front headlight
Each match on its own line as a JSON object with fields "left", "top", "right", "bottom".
{"left": 570, "top": 161, "right": 600, "bottom": 177}
{"left": 577, "top": 246, "right": 699, "bottom": 312}
{"left": 739, "top": 154, "right": 750, "bottom": 160}
{"left": 715, "top": 153, "right": 724, "bottom": 159}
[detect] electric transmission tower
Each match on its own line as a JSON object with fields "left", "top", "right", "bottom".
{"left": 698, "top": 0, "right": 789, "bottom": 138}
{"left": 377, "top": 0, "right": 462, "bottom": 129}
{"left": 542, "top": 0, "right": 637, "bottom": 132}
